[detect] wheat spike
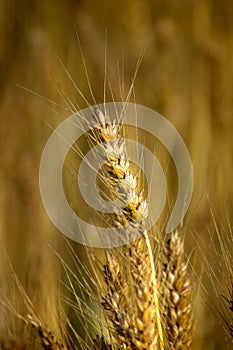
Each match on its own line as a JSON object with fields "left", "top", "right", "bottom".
{"left": 27, "top": 315, "right": 66, "bottom": 350}
{"left": 92, "top": 108, "right": 163, "bottom": 349}
{"left": 161, "top": 231, "right": 193, "bottom": 350}
{"left": 101, "top": 250, "right": 132, "bottom": 347}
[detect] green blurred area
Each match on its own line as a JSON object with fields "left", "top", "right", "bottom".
{"left": 0, "top": 0, "right": 232, "bottom": 348}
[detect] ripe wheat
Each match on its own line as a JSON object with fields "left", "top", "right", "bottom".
{"left": 27, "top": 315, "right": 66, "bottom": 350}
{"left": 91, "top": 108, "right": 193, "bottom": 349}
{"left": 161, "top": 231, "right": 192, "bottom": 350}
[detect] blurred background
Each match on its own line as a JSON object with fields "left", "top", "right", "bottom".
{"left": 0, "top": 0, "right": 232, "bottom": 349}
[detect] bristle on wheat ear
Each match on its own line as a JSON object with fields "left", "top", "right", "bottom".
{"left": 91, "top": 108, "right": 163, "bottom": 349}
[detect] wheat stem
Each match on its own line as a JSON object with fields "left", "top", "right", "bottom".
{"left": 144, "top": 230, "right": 164, "bottom": 350}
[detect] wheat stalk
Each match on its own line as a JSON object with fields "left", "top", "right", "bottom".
{"left": 91, "top": 108, "right": 163, "bottom": 349}
{"left": 161, "top": 231, "right": 193, "bottom": 350}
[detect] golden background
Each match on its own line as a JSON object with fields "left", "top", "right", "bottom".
{"left": 0, "top": 1, "right": 232, "bottom": 349}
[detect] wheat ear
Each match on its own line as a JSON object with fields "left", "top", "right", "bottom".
{"left": 161, "top": 231, "right": 193, "bottom": 350}
{"left": 27, "top": 315, "right": 66, "bottom": 350}
{"left": 92, "top": 108, "right": 163, "bottom": 349}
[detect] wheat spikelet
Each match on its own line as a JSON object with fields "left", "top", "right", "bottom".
{"left": 92, "top": 108, "right": 163, "bottom": 349}
{"left": 27, "top": 315, "right": 66, "bottom": 350}
{"left": 161, "top": 231, "right": 192, "bottom": 350}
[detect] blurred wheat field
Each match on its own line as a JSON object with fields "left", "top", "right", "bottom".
{"left": 0, "top": 1, "right": 232, "bottom": 349}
